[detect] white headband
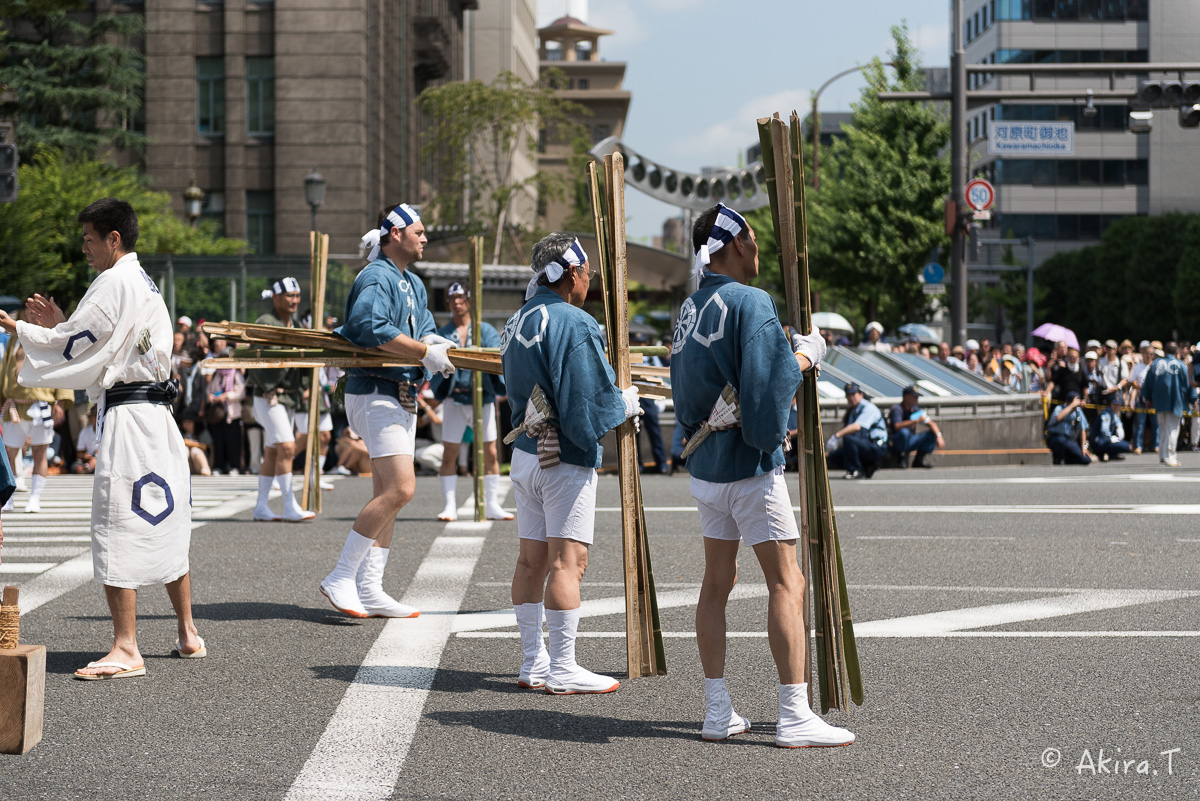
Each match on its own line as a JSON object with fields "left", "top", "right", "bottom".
{"left": 261, "top": 276, "right": 301, "bottom": 299}
{"left": 363, "top": 203, "right": 421, "bottom": 261}
{"left": 525, "top": 238, "right": 588, "bottom": 300}
{"left": 694, "top": 203, "right": 748, "bottom": 279}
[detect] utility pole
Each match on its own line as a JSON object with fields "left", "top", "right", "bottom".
{"left": 950, "top": 0, "right": 967, "bottom": 348}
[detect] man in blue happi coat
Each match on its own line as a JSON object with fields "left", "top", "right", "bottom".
{"left": 670, "top": 203, "right": 853, "bottom": 749}
{"left": 1141, "top": 341, "right": 1195, "bottom": 467}
{"left": 502, "top": 233, "right": 641, "bottom": 695}
{"left": 318, "top": 203, "right": 457, "bottom": 619}
{"left": 430, "top": 281, "right": 512, "bottom": 521}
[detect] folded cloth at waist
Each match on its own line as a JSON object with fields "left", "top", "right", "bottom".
{"left": 105, "top": 381, "right": 178, "bottom": 409}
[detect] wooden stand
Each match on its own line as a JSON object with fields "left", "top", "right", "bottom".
{"left": 469, "top": 237, "right": 486, "bottom": 523}
{"left": 0, "top": 587, "right": 44, "bottom": 756}
{"left": 302, "top": 230, "right": 329, "bottom": 513}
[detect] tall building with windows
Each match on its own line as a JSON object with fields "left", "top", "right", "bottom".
{"left": 965, "top": 0, "right": 1200, "bottom": 261}
{"left": 536, "top": 14, "right": 631, "bottom": 231}
{"left": 143, "top": 0, "right": 475, "bottom": 256}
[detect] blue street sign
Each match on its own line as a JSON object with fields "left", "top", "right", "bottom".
{"left": 923, "top": 262, "right": 945, "bottom": 285}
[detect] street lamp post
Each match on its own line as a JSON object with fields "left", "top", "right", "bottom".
{"left": 184, "top": 175, "right": 204, "bottom": 228}
{"left": 305, "top": 166, "right": 325, "bottom": 232}
{"left": 812, "top": 62, "right": 897, "bottom": 190}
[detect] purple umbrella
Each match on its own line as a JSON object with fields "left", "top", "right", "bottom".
{"left": 1031, "top": 323, "right": 1079, "bottom": 351}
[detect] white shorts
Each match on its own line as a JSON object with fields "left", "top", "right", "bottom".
{"left": 253, "top": 396, "right": 296, "bottom": 447}
{"left": 2, "top": 416, "right": 55, "bottom": 449}
{"left": 440, "top": 400, "right": 497, "bottom": 444}
{"left": 690, "top": 466, "right": 799, "bottom": 547}
{"left": 510, "top": 448, "right": 598, "bottom": 544}
{"left": 294, "top": 410, "right": 333, "bottom": 434}
{"left": 346, "top": 391, "right": 416, "bottom": 459}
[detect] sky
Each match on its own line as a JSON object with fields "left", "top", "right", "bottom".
{"left": 535, "top": 0, "right": 952, "bottom": 243}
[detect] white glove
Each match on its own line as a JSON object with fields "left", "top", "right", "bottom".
{"left": 621, "top": 385, "right": 642, "bottom": 419}
{"left": 421, "top": 341, "right": 455, "bottom": 378}
{"left": 421, "top": 334, "right": 457, "bottom": 348}
{"left": 825, "top": 434, "right": 840, "bottom": 452}
{"left": 790, "top": 324, "right": 827, "bottom": 368}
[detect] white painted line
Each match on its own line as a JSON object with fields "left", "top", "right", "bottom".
{"left": 1, "top": 546, "right": 89, "bottom": 558}
{"left": 0, "top": 535, "right": 92, "bottom": 543}
{"left": 835, "top": 473, "right": 1197, "bottom": 485}
{"left": 856, "top": 535, "right": 1015, "bottom": 541}
{"left": 836, "top": 504, "right": 1200, "bottom": 515}
{"left": 458, "top": 630, "right": 1200, "bottom": 639}
{"left": 284, "top": 536, "right": 487, "bottom": 801}
{"left": 0, "top": 562, "right": 55, "bottom": 574}
{"left": 15, "top": 552, "right": 94, "bottom": 612}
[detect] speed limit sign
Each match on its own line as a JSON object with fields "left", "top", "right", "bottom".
{"left": 965, "top": 178, "right": 995, "bottom": 212}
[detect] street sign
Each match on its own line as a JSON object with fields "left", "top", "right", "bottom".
{"left": 923, "top": 284, "right": 947, "bottom": 295}
{"left": 988, "top": 121, "right": 1074, "bottom": 156}
{"left": 965, "top": 178, "right": 994, "bottom": 212}
{"left": 922, "top": 262, "right": 945, "bottom": 284}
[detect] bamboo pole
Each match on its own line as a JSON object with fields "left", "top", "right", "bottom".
{"left": 302, "top": 231, "right": 328, "bottom": 513}
{"left": 470, "top": 236, "right": 485, "bottom": 523}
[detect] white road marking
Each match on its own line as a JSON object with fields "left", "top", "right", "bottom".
{"left": 286, "top": 477, "right": 510, "bottom": 801}
{"left": 13, "top": 553, "right": 94, "bottom": 612}
{"left": 856, "top": 535, "right": 1015, "bottom": 541}
{"left": 1, "top": 546, "right": 89, "bottom": 557}
{"left": 0, "top": 562, "right": 57, "bottom": 574}
{"left": 597, "top": 503, "right": 1200, "bottom": 515}
{"left": 458, "top": 630, "right": 1200, "bottom": 639}
{"left": 0, "top": 535, "right": 92, "bottom": 542}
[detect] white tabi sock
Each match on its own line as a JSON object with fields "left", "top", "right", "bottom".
{"left": 356, "top": 547, "right": 419, "bottom": 618}
{"left": 702, "top": 677, "right": 750, "bottom": 741}
{"left": 545, "top": 607, "right": 618, "bottom": 694}
{"left": 437, "top": 474, "right": 458, "bottom": 520}
{"left": 484, "top": 474, "right": 512, "bottom": 520}
{"left": 256, "top": 474, "right": 274, "bottom": 507}
{"left": 276, "top": 472, "right": 296, "bottom": 509}
{"left": 319, "top": 530, "right": 374, "bottom": 617}
{"left": 514, "top": 602, "right": 549, "bottom": 687}
{"left": 28, "top": 473, "right": 45, "bottom": 501}
{"left": 775, "top": 683, "right": 855, "bottom": 748}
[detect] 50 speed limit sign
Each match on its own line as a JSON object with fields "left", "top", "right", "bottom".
{"left": 965, "top": 178, "right": 995, "bottom": 212}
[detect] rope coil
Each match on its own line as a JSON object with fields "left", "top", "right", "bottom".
{"left": 0, "top": 604, "right": 18, "bottom": 649}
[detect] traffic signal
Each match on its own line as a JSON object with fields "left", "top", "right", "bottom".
{"left": 1182, "top": 104, "right": 1200, "bottom": 129}
{"left": 0, "top": 141, "right": 16, "bottom": 203}
{"left": 1137, "top": 80, "right": 1200, "bottom": 107}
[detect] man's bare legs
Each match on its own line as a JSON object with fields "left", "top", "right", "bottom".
{"left": 355, "top": 454, "right": 415, "bottom": 548}
{"left": 75, "top": 586, "right": 140, "bottom": 676}
{"left": 438, "top": 439, "right": 510, "bottom": 520}
{"left": 510, "top": 537, "right": 586, "bottom": 609}
{"left": 165, "top": 572, "right": 203, "bottom": 654}
{"left": 695, "top": 537, "right": 740, "bottom": 679}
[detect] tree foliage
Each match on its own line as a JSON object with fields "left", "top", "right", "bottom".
{"left": 0, "top": 149, "right": 245, "bottom": 307}
{"left": 418, "top": 70, "right": 590, "bottom": 262}
{"left": 806, "top": 23, "right": 951, "bottom": 331}
{"left": 0, "top": 0, "right": 146, "bottom": 155}
{"left": 1035, "top": 213, "right": 1200, "bottom": 341}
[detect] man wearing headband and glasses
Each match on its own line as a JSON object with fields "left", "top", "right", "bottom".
{"left": 670, "top": 203, "right": 852, "bottom": 748}
{"left": 247, "top": 276, "right": 316, "bottom": 523}
{"left": 430, "top": 281, "right": 512, "bottom": 522}
{"left": 501, "top": 233, "right": 642, "bottom": 694}
{"left": 318, "top": 203, "right": 456, "bottom": 619}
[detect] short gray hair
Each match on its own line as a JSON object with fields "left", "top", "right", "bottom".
{"left": 530, "top": 232, "right": 584, "bottom": 287}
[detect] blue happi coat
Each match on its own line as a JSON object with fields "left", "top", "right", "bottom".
{"left": 1142, "top": 355, "right": 1196, "bottom": 416}
{"left": 336, "top": 256, "right": 436, "bottom": 398}
{"left": 430, "top": 319, "right": 506, "bottom": 405}
{"left": 500, "top": 286, "right": 626, "bottom": 469}
{"left": 669, "top": 272, "right": 804, "bottom": 483}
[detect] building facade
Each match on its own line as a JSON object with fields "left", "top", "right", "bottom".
{"left": 143, "top": 0, "right": 474, "bottom": 257}
{"left": 464, "top": 0, "right": 540, "bottom": 229}
{"left": 535, "top": 14, "right": 631, "bottom": 231}
{"left": 965, "top": 0, "right": 1200, "bottom": 263}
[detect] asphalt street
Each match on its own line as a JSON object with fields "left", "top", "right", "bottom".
{"left": 3, "top": 456, "right": 1200, "bottom": 800}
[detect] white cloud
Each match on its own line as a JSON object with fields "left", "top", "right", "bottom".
{"left": 667, "top": 89, "right": 813, "bottom": 165}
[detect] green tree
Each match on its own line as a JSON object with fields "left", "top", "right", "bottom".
{"left": 418, "top": 70, "right": 589, "bottom": 262}
{"left": 1, "top": 0, "right": 146, "bottom": 155}
{"left": 0, "top": 149, "right": 245, "bottom": 306}
{"left": 806, "top": 23, "right": 951, "bottom": 330}
{"left": 1174, "top": 217, "right": 1200, "bottom": 337}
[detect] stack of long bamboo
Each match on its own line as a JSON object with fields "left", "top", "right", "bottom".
{"left": 587, "top": 153, "right": 666, "bottom": 678}
{"left": 757, "top": 112, "right": 863, "bottom": 713}
{"left": 201, "top": 321, "right": 673, "bottom": 397}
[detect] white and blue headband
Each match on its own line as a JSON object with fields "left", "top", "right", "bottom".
{"left": 261, "top": 276, "right": 301, "bottom": 300}
{"left": 525, "top": 238, "right": 588, "bottom": 300}
{"left": 694, "top": 203, "right": 748, "bottom": 279}
{"left": 361, "top": 203, "right": 421, "bottom": 261}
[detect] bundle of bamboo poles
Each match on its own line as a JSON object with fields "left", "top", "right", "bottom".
{"left": 757, "top": 112, "right": 863, "bottom": 713}
{"left": 201, "top": 322, "right": 673, "bottom": 397}
{"left": 587, "top": 152, "right": 666, "bottom": 678}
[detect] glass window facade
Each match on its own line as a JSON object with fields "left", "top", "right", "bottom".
{"left": 196, "top": 57, "right": 225, "bottom": 135}
{"left": 246, "top": 191, "right": 274, "bottom": 254}
{"left": 993, "top": 158, "right": 1148, "bottom": 186}
{"left": 994, "top": 0, "right": 1147, "bottom": 20}
{"left": 995, "top": 103, "right": 1129, "bottom": 131}
{"left": 994, "top": 213, "right": 1133, "bottom": 239}
{"left": 995, "top": 48, "right": 1147, "bottom": 64}
{"left": 246, "top": 57, "right": 274, "bottom": 136}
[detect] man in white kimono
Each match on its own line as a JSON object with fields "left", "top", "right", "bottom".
{"left": 0, "top": 198, "right": 205, "bottom": 679}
